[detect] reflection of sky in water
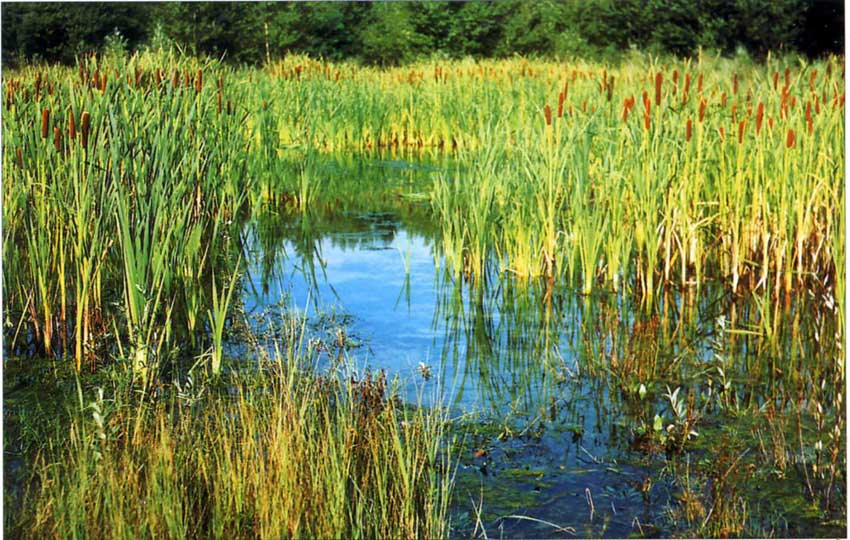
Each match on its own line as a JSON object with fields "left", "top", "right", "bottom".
{"left": 243, "top": 218, "right": 493, "bottom": 410}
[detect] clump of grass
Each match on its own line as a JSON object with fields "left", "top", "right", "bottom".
{"left": 19, "top": 362, "right": 453, "bottom": 539}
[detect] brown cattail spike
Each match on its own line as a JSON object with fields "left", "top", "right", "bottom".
{"left": 16, "top": 147, "right": 23, "bottom": 169}
{"left": 41, "top": 108, "right": 50, "bottom": 139}
{"left": 81, "top": 111, "right": 90, "bottom": 150}
{"left": 737, "top": 120, "right": 745, "bottom": 144}
{"left": 733, "top": 73, "right": 738, "bottom": 95}
{"left": 773, "top": 71, "right": 779, "bottom": 90}
{"left": 54, "top": 126, "right": 61, "bottom": 152}
{"left": 544, "top": 104, "right": 552, "bottom": 126}
{"left": 607, "top": 76, "right": 614, "bottom": 102}
{"left": 686, "top": 119, "right": 692, "bottom": 142}
{"left": 558, "top": 92, "right": 565, "bottom": 118}
{"left": 655, "top": 72, "right": 663, "bottom": 106}
{"left": 786, "top": 128, "right": 795, "bottom": 148}
{"left": 755, "top": 102, "right": 764, "bottom": 134}
{"left": 784, "top": 67, "right": 790, "bottom": 87}
{"left": 195, "top": 69, "right": 202, "bottom": 93}
{"left": 698, "top": 99, "right": 707, "bottom": 123}
{"left": 68, "top": 110, "right": 78, "bottom": 144}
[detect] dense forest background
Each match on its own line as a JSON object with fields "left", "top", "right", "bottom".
{"left": 1, "top": 1, "right": 844, "bottom": 67}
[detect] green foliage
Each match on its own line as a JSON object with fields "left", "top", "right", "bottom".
{"left": 2, "top": 1, "right": 841, "bottom": 66}
{"left": 359, "top": 3, "right": 426, "bottom": 66}
{"left": 1, "top": 2, "right": 152, "bottom": 65}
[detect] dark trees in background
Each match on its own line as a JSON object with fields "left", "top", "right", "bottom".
{"left": 1, "top": 0, "right": 844, "bottom": 67}
{"left": 2, "top": 2, "right": 152, "bottom": 64}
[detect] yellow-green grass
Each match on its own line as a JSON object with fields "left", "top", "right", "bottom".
{"left": 14, "top": 360, "right": 453, "bottom": 540}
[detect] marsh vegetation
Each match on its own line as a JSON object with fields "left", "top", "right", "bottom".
{"left": 3, "top": 46, "right": 845, "bottom": 538}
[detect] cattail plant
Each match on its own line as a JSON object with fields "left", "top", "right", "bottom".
{"left": 655, "top": 71, "right": 662, "bottom": 106}
{"left": 686, "top": 118, "right": 692, "bottom": 142}
{"left": 41, "top": 108, "right": 50, "bottom": 139}
{"left": 786, "top": 128, "right": 795, "bottom": 148}
{"left": 68, "top": 107, "right": 76, "bottom": 139}
{"left": 544, "top": 104, "right": 552, "bottom": 126}
{"left": 806, "top": 103, "right": 814, "bottom": 134}
{"left": 81, "top": 111, "right": 90, "bottom": 149}
{"left": 53, "top": 126, "right": 61, "bottom": 152}
{"left": 756, "top": 102, "right": 764, "bottom": 134}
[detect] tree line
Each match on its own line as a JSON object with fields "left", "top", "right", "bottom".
{"left": 1, "top": 1, "right": 843, "bottom": 66}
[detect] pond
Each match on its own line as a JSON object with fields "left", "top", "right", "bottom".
{"left": 234, "top": 154, "right": 845, "bottom": 538}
